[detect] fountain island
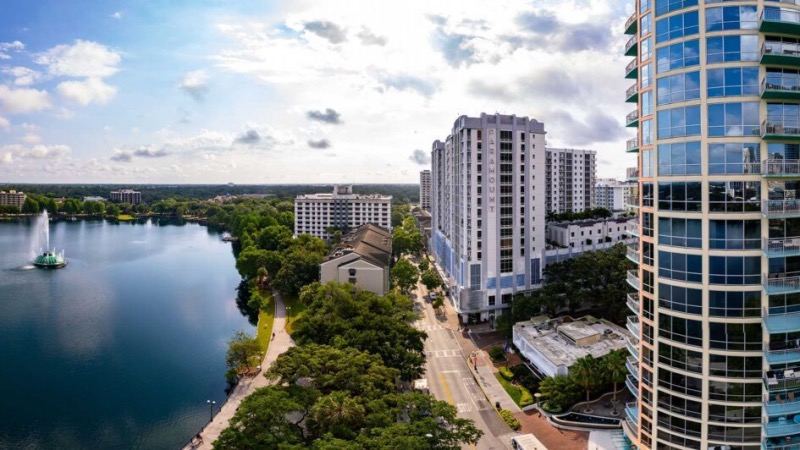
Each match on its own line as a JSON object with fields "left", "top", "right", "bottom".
{"left": 32, "top": 210, "right": 67, "bottom": 269}
{"left": 33, "top": 250, "right": 67, "bottom": 268}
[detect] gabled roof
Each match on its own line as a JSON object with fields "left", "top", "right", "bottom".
{"left": 326, "top": 223, "right": 392, "bottom": 269}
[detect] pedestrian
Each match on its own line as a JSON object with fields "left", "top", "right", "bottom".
{"left": 271, "top": 332, "right": 275, "bottom": 340}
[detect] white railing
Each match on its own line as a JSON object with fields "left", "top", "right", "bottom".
{"left": 625, "top": 13, "right": 637, "bottom": 32}
{"left": 763, "top": 7, "right": 800, "bottom": 25}
{"left": 627, "top": 315, "right": 640, "bottom": 337}
{"left": 626, "top": 245, "right": 640, "bottom": 263}
{"left": 627, "top": 270, "right": 640, "bottom": 290}
{"left": 626, "top": 340, "right": 639, "bottom": 359}
{"left": 765, "top": 374, "right": 800, "bottom": 391}
{"left": 764, "top": 273, "right": 800, "bottom": 293}
{"left": 764, "top": 237, "right": 800, "bottom": 254}
{"left": 763, "top": 160, "right": 800, "bottom": 176}
{"left": 625, "top": 59, "right": 638, "bottom": 75}
{"left": 625, "top": 35, "right": 637, "bottom": 53}
{"left": 626, "top": 83, "right": 638, "bottom": 99}
{"left": 626, "top": 219, "right": 640, "bottom": 236}
{"left": 626, "top": 110, "right": 639, "bottom": 124}
{"left": 627, "top": 293, "right": 640, "bottom": 314}
{"left": 626, "top": 357, "right": 639, "bottom": 379}
{"left": 763, "top": 200, "right": 800, "bottom": 216}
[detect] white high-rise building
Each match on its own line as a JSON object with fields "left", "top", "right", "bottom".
{"left": 594, "top": 178, "right": 636, "bottom": 212}
{"left": 431, "top": 113, "right": 547, "bottom": 323}
{"left": 545, "top": 148, "right": 597, "bottom": 214}
{"left": 294, "top": 185, "right": 391, "bottom": 240}
{"left": 420, "top": 170, "right": 431, "bottom": 211}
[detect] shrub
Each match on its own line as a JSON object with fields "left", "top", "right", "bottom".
{"left": 519, "top": 386, "right": 534, "bottom": 407}
{"left": 541, "top": 401, "right": 562, "bottom": 414}
{"left": 488, "top": 347, "right": 506, "bottom": 362}
{"left": 499, "top": 366, "right": 514, "bottom": 380}
{"left": 498, "top": 409, "right": 520, "bottom": 430}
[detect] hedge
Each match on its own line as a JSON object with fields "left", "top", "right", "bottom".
{"left": 498, "top": 366, "right": 514, "bottom": 380}
{"left": 498, "top": 409, "right": 520, "bottom": 430}
{"left": 519, "top": 386, "right": 534, "bottom": 407}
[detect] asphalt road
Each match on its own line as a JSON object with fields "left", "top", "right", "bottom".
{"left": 413, "top": 289, "right": 514, "bottom": 450}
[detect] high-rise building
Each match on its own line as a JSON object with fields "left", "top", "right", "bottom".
{"left": 622, "top": 2, "right": 800, "bottom": 449}
{"left": 431, "top": 113, "right": 546, "bottom": 323}
{"left": 420, "top": 169, "right": 432, "bottom": 211}
{"left": 0, "top": 190, "right": 26, "bottom": 209}
{"left": 545, "top": 148, "right": 597, "bottom": 214}
{"left": 109, "top": 189, "right": 141, "bottom": 205}
{"left": 294, "top": 185, "right": 391, "bottom": 240}
{"left": 595, "top": 178, "right": 636, "bottom": 212}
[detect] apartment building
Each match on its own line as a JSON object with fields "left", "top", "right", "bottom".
{"left": 109, "top": 189, "right": 142, "bottom": 205}
{"left": 0, "top": 190, "right": 26, "bottom": 209}
{"left": 595, "top": 178, "right": 637, "bottom": 212}
{"left": 294, "top": 185, "right": 391, "bottom": 240}
{"left": 420, "top": 169, "right": 432, "bottom": 211}
{"left": 546, "top": 218, "right": 635, "bottom": 249}
{"left": 320, "top": 224, "right": 392, "bottom": 295}
{"left": 545, "top": 147, "right": 597, "bottom": 214}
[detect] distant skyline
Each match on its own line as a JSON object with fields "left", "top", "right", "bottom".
{"left": 0, "top": 0, "right": 634, "bottom": 184}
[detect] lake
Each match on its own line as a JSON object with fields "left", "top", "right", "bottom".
{"left": 0, "top": 218, "right": 254, "bottom": 449}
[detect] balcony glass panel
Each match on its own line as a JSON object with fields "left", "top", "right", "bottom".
{"left": 627, "top": 270, "right": 640, "bottom": 291}
{"left": 764, "top": 200, "right": 800, "bottom": 218}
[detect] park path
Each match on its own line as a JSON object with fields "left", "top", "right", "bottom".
{"left": 184, "top": 291, "right": 294, "bottom": 449}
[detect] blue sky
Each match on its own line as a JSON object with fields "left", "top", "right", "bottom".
{"left": 0, "top": 0, "right": 634, "bottom": 183}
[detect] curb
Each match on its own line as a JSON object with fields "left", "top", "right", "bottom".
{"left": 465, "top": 351, "right": 520, "bottom": 429}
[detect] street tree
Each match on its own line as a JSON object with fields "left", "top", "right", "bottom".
{"left": 225, "top": 330, "right": 261, "bottom": 373}
{"left": 391, "top": 259, "right": 419, "bottom": 293}
{"left": 538, "top": 375, "right": 580, "bottom": 413}
{"left": 420, "top": 269, "right": 441, "bottom": 292}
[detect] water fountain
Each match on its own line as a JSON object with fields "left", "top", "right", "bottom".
{"left": 32, "top": 210, "right": 66, "bottom": 269}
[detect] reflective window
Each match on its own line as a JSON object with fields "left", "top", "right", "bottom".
{"left": 709, "top": 290, "right": 761, "bottom": 317}
{"left": 768, "top": 291, "right": 800, "bottom": 316}
{"left": 659, "top": 250, "right": 702, "bottom": 282}
{"left": 709, "top": 220, "right": 760, "bottom": 249}
{"left": 709, "top": 255, "right": 761, "bottom": 285}
{"left": 642, "top": 118, "right": 654, "bottom": 145}
{"left": 643, "top": 212, "right": 654, "bottom": 237}
{"left": 708, "top": 354, "right": 762, "bottom": 378}
{"left": 642, "top": 62, "right": 653, "bottom": 88}
{"left": 707, "top": 67, "right": 759, "bottom": 97}
{"left": 708, "top": 321, "right": 762, "bottom": 350}
{"left": 657, "top": 71, "right": 700, "bottom": 105}
{"left": 767, "top": 179, "right": 800, "bottom": 201}
{"left": 705, "top": 6, "right": 758, "bottom": 31}
{"left": 658, "top": 182, "right": 702, "bottom": 211}
{"left": 657, "top": 392, "right": 702, "bottom": 420}
{"left": 708, "top": 380, "right": 761, "bottom": 402}
{"left": 659, "top": 342, "right": 702, "bottom": 373}
{"left": 706, "top": 35, "right": 759, "bottom": 63}
{"left": 708, "top": 143, "right": 760, "bottom": 174}
{"left": 657, "top": 142, "right": 701, "bottom": 175}
{"left": 643, "top": 149, "right": 654, "bottom": 177}
{"left": 707, "top": 424, "right": 763, "bottom": 442}
{"left": 643, "top": 182, "right": 654, "bottom": 207}
{"left": 641, "top": 13, "right": 652, "bottom": 37}
{"left": 708, "top": 181, "right": 760, "bottom": 212}
{"left": 766, "top": 102, "right": 800, "bottom": 133}
{"left": 655, "top": 0, "right": 698, "bottom": 17}
{"left": 656, "top": 39, "right": 700, "bottom": 73}
{"left": 655, "top": 10, "right": 699, "bottom": 43}
{"left": 657, "top": 411, "right": 702, "bottom": 438}
{"left": 767, "top": 143, "right": 800, "bottom": 162}
{"left": 658, "top": 312, "right": 703, "bottom": 346}
{"left": 708, "top": 102, "right": 759, "bottom": 137}
{"left": 642, "top": 90, "right": 653, "bottom": 116}
{"left": 659, "top": 282, "right": 702, "bottom": 314}
{"left": 657, "top": 105, "right": 701, "bottom": 138}
{"left": 659, "top": 217, "right": 702, "bottom": 248}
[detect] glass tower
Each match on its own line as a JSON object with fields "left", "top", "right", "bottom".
{"left": 624, "top": 1, "right": 800, "bottom": 449}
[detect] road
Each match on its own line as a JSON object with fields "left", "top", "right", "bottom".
{"left": 412, "top": 284, "right": 514, "bottom": 450}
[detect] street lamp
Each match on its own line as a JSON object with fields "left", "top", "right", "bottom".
{"left": 534, "top": 393, "right": 542, "bottom": 415}
{"left": 207, "top": 399, "right": 216, "bottom": 421}
{"left": 286, "top": 306, "right": 291, "bottom": 326}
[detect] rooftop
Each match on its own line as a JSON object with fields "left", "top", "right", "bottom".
{"left": 325, "top": 223, "right": 392, "bottom": 269}
{"left": 548, "top": 217, "right": 631, "bottom": 229}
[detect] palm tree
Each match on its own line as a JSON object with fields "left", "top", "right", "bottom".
{"left": 604, "top": 350, "right": 628, "bottom": 412}
{"left": 571, "top": 355, "right": 598, "bottom": 411}
{"left": 311, "top": 392, "right": 365, "bottom": 435}
{"left": 538, "top": 375, "right": 578, "bottom": 413}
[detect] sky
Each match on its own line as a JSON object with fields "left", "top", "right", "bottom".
{"left": 0, "top": 0, "right": 636, "bottom": 184}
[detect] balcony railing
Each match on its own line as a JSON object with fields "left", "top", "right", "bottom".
{"left": 764, "top": 273, "right": 800, "bottom": 294}
{"left": 767, "top": 347, "right": 800, "bottom": 366}
{"left": 761, "top": 7, "right": 800, "bottom": 34}
{"left": 627, "top": 270, "right": 640, "bottom": 291}
{"left": 626, "top": 340, "right": 639, "bottom": 359}
{"left": 626, "top": 110, "right": 639, "bottom": 127}
{"left": 626, "top": 245, "right": 640, "bottom": 264}
{"left": 764, "top": 419, "right": 800, "bottom": 438}
{"left": 625, "top": 59, "right": 638, "bottom": 79}
{"left": 626, "top": 137, "right": 639, "bottom": 153}
{"left": 762, "top": 441, "right": 800, "bottom": 450}
{"left": 625, "top": 83, "right": 638, "bottom": 102}
{"left": 763, "top": 120, "right": 800, "bottom": 139}
{"left": 762, "top": 75, "right": 800, "bottom": 100}
{"left": 623, "top": 417, "right": 639, "bottom": 440}
{"left": 764, "top": 160, "right": 800, "bottom": 176}
{"left": 625, "top": 374, "right": 639, "bottom": 397}
{"left": 625, "top": 402, "right": 638, "bottom": 423}
{"left": 624, "top": 12, "right": 637, "bottom": 35}
{"left": 766, "top": 373, "right": 800, "bottom": 392}
{"left": 625, "top": 36, "right": 638, "bottom": 56}
{"left": 764, "top": 200, "right": 800, "bottom": 218}
{"left": 765, "top": 391, "right": 800, "bottom": 416}
{"left": 765, "top": 237, "right": 800, "bottom": 257}
{"left": 626, "top": 356, "right": 639, "bottom": 378}
{"left": 626, "top": 219, "right": 640, "bottom": 237}
{"left": 627, "top": 293, "right": 640, "bottom": 314}
{"left": 762, "top": 41, "right": 800, "bottom": 67}
{"left": 627, "top": 315, "right": 640, "bottom": 337}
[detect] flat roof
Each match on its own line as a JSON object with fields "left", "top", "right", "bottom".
{"left": 514, "top": 318, "right": 630, "bottom": 369}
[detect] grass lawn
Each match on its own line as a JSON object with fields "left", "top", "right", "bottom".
{"left": 117, "top": 214, "right": 134, "bottom": 221}
{"left": 495, "top": 373, "right": 523, "bottom": 406}
{"left": 283, "top": 294, "right": 305, "bottom": 335}
{"left": 249, "top": 292, "right": 275, "bottom": 367}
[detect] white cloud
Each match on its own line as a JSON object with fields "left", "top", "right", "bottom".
{"left": 1, "top": 66, "right": 42, "bottom": 86}
{"left": 111, "top": 11, "right": 122, "bottom": 20}
{"left": 0, "top": 85, "right": 52, "bottom": 114}
{"left": 0, "top": 116, "right": 8, "bottom": 130}
{"left": 21, "top": 134, "right": 41, "bottom": 144}
{"left": 0, "top": 143, "right": 71, "bottom": 160}
{"left": 178, "top": 70, "right": 209, "bottom": 101}
{"left": 34, "top": 40, "right": 121, "bottom": 78}
{"left": 56, "top": 77, "right": 117, "bottom": 105}
{"left": 0, "top": 41, "right": 24, "bottom": 60}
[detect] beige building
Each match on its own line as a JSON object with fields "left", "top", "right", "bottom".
{"left": 0, "top": 190, "right": 26, "bottom": 209}
{"left": 320, "top": 224, "right": 392, "bottom": 295}
{"left": 295, "top": 185, "right": 392, "bottom": 241}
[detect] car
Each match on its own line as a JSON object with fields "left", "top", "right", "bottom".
{"left": 429, "top": 292, "right": 437, "bottom": 300}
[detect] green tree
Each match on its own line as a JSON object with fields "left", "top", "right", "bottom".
{"left": 311, "top": 391, "right": 366, "bottom": 438}
{"left": 571, "top": 354, "right": 598, "bottom": 408}
{"left": 257, "top": 225, "right": 293, "bottom": 251}
{"left": 226, "top": 330, "right": 261, "bottom": 374}
{"left": 273, "top": 250, "right": 324, "bottom": 297}
{"left": 391, "top": 259, "right": 419, "bottom": 293}
{"left": 106, "top": 203, "right": 120, "bottom": 217}
{"left": 604, "top": 350, "right": 629, "bottom": 406}
{"left": 420, "top": 269, "right": 441, "bottom": 292}
{"left": 418, "top": 258, "right": 430, "bottom": 272}
{"left": 22, "top": 197, "right": 40, "bottom": 214}
{"left": 538, "top": 375, "right": 580, "bottom": 413}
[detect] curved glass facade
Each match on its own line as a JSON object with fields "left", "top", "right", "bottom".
{"left": 624, "top": 1, "right": 800, "bottom": 449}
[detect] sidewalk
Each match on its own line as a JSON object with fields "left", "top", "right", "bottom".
{"left": 466, "top": 349, "right": 522, "bottom": 414}
{"left": 184, "top": 291, "right": 295, "bottom": 449}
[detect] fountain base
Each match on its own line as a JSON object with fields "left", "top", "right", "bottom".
{"left": 33, "top": 251, "right": 67, "bottom": 269}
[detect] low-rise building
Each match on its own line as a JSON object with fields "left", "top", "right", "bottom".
{"left": 546, "top": 218, "right": 634, "bottom": 248}
{"left": 0, "top": 190, "right": 26, "bottom": 209}
{"left": 320, "top": 223, "right": 392, "bottom": 295}
{"left": 83, "top": 196, "right": 105, "bottom": 202}
{"left": 512, "top": 316, "right": 630, "bottom": 377}
{"left": 110, "top": 189, "right": 142, "bottom": 205}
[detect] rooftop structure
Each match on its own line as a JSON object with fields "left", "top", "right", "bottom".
{"left": 320, "top": 223, "right": 392, "bottom": 295}
{"left": 546, "top": 217, "right": 634, "bottom": 249}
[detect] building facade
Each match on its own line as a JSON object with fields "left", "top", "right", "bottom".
{"left": 109, "top": 189, "right": 141, "bottom": 205}
{"left": 294, "top": 185, "right": 391, "bottom": 240}
{"left": 320, "top": 224, "right": 392, "bottom": 295}
{"left": 546, "top": 218, "right": 635, "bottom": 249}
{"left": 420, "top": 169, "right": 432, "bottom": 211}
{"left": 622, "top": 2, "right": 800, "bottom": 449}
{"left": 0, "top": 190, "right": 26, "bottom": 209}
{"left": 545, "top": 147, "right": 597, "bottom": 214}
{"left": 431, "top": 113, "right": 547, "bottom": 323}
{"left": 595, "top": 178, "right": 637, "bottom": 212}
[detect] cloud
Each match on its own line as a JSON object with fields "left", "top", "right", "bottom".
{"left": 0, "top": 116, "right": 8, "bottom": 130}
{"left": 56, "top": 77, "right": 117, "bottom": 105}
{"left": 0, "top": 41, "right": 24, "bottom": 60}
{"left": 409, "top": 149, "right": 430, "bottom": 165}
{"left": 357, "top": 28, "right": 387, "bottom": 46}
{"left": 179, "top": 70, "right": 209, "bottom": 102}
{"left": 547, "top": 109, "right": 627, "bottom": 146}
{"left": 376, "top": 72, "right": 440, "bottom": 98}
{"left": 34, "top": 40, "right": 121, "bottom": 78}
{"left": 134, "top": 146, "right": 168, "bottom": 158}
{"left": 1, "top": 143, "right": 71, "bottom": 160}
{"left": 234, "top": 129, "right": 260, "bottom": 145}
{"left": 0, "top": 85, "right": 52, "bottom": 114}
{"left": 21, "top": 134, "right": 41, "bottom": 144}
{"left": 110, "top": 150, "right": 133, "bottom": 162}
{"left": 513, "top": 11, "right": 613, "bottom": 52}
{"left": 111, "top": 11, "right": 122, "bottom": 20}
{"left": 431, "top": 28, "right": 475, "bottom": 68}
{"left": 307, "top": 139, "right": 330, "bottom": 149}
{"left": 306, "top": 108, "right": 342, "bottom": 124}
{"left": 1, "top": 66, "right": 42, "bottom": 86}
{"left": 303, "top": 21, "right": 347, "bottom": 44}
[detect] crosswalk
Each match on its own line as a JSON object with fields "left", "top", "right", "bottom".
{"left": 425, "top": 349, "right": 462, "bottom": 358}
{"left": 416, "top": 323, "right": 445, "bottom": 332}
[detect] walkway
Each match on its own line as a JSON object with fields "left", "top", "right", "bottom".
{"left": 184, "top": 291, "right": 294, "bottom": 449}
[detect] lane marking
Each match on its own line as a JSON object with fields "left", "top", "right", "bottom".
{"left": 439, "top": 372, "right": 456, "bottom": 406}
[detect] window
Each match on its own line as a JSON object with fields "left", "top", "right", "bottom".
{"left": 767, "top": 102, "right": 800, "bottom": 131}
{"left": 641, "top": 62, "right": 653, "bottom": 88}
{"left": 641, "top": 12, "right": 652, "bottom": 37}
{"left": 706, "top": 35, "right": 759, "bottom": 63}
{"left": 766, "top": 68, "right": 800, "bottom": 94}
{"left": 708, "top": 354, "right": 762, "bottom": 378}
{"left": 656, "top": 39, "right": 700, "bottom": 73}
{"left": 655, "top": 0, "right": 698, "bottom": 17}
{"left": 709, "top": 255, "right": 761, "bottom": 285}
{"left": 657, "top": 411, "right": 702, "bottom": 438}
{"left": 655, "top": 10, "right": 699, "bottom": 43}
{"left": 709, "top": 143, "right": 760, "bottom": 174}
{"left": 658, "top": 182, "right": 702, "bottom": 211}
{"left": 656, "top": 71, "right": 700, "bottom": 105}
{"left": 709, "top": 220, "right": 761, "bottom": 249}
{"left": 642, "top": 149, "right": 654, "bottom": 177}
{"left": 708, "top": 102, "right": 759, "bottom": 137}
{"left": 708, "top": 181, "right": 760, "bottom": 212}
{"left": 707, "top": 67, "right": 759, "bottom": 98}
{"left": 658, "top": 370, "right": 703, "bottom": 404}
{"left": 657, "top": 142, "right": 701, "bottom": 175}
{"left": 659, "top": 282, "right": 702, "bottom": 314}
{"left": 641, "top": 36, "right": 652, "bottom": 62}
{"left": 643, "top": 182, "right": 654, "bottom": 207}
{"left": 705, "top": 6, "right": 758, "bottom": 31}
{"left": 659, "top": 342, "right": 702, "bottom": 373}
{"left": 642, "top": 119, "right": 654, "bottom": 145}
{"left": 641, "top": 90, "right": 653, "bottom": 116}
{"left": 708, "top": 321, "right": 762, "bottom": 350}
{"left": 657, "top": 105, "right": 701, "bottom": 138}
{"left": 709, "top": 290, "right": 761, "bottom": 317}
{"left": 643, "top": 212, "right": 654, "bottom": 237}
{"left": 659, "top": 250, "right": 702, "bottom": 282}
{"left": 659, "top": 313, "right": 703, "bottom": 347}
{"left": 708, "top": 380, "right": 762, "bottom": 403}
{"left": 659, "top": 217, "right": 702, "bottom": 247}
{"left": 658, "top": 392, "right": 702, "bottom": 419}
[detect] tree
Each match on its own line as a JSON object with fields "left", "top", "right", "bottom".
{"left": 311, "top": 391, "right": 366, "bottom": 438}
{"left": 22, "top": 197, "right": 40, "bottom": 214}
{"left": 392, "top": 259, "right": 419, "bottom": 293}
{"left": 62, "top": 198, "right": 82, "bottom": 215}
{"left": 106, "top": 203, "right": 120, "bottom": 218}
{"left": 538, "top": 375, "right": 580, "bottom": 413}
{"left": 420, "top": 269, "right": 441, "bottom": 292}
{"left": 273, "top": 250, "right": 324, "bottom": 297}
{"left": 418, "top": 258, "right": 430, "bottom": 272}
{"left": 604, "top": 350, "right": 628, "bottom": 407}
{"left": 225, "top": 330, "right": 261, "bottom": 374}
{"left": 571, "top": 354, "right": 598, "bottom": 409}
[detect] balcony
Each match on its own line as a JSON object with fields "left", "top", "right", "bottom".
{"left": 626, "top": 219, "right": 640, "bottom": 237}
{"left": 766, "top": 237, "right": 800, "bottom": 258}
{"left": 626, "top": 356, "right": 639, "bottom": 379}
{"left": 626, "top": 315, "right": 640, "bottom": 337}
{"left": 624, "top": 36, "right": 638, "bottom": 57}
{"left": 764, "top": 418, "right": 800, "bottom": 438}
{"left": 765, "top": 273, "right": 800, "bottom": 295}
{"left": 626, "top": 339, "right": 640, "bottom": 360}
{"left": 625, "top": 402, "right": 639, "bottom": 424}
{"left": 767, "top": 347, "right": 800, "bottom": 366}
{"left": 625, "top": 59, "right": 638, "bottom": 79}
{"left": 764, "top": 120, "right": 800, "bottom": 141}
{"left": 766, "top": 306, "right": 800, "bottom": 334}
{"left": 763, "top": 440, "right": 800, "bottom": 450}
{"left": 626, "top": 137, "right": 639, "bottom": 153}
{"left": 627, "top": 270, "right": 640, "bottom": 291}
{"left": 627, "top": 293, "right": 640, "bottom": 314}
{"left": 763, "top": 41, "right": 800, "bottom": 68}
{"left": 625, "top": 83, "right": 638, "bottom": 103}
{"left": 626, "top": 110, "right": 639, "bottom": 128}
{"left": 767, "top": 373, "right": 800, "bottom": 392}
{"left": 766, "top": 391, "right": 800, "bottom": 417}
{"left": 623, "top": 416, "right": 639, "bottom": 441}
{"left": 765, "top": 160, "right": 800, "bottom": 177}
{"left": 626, "top": 245, "right": 640, "bottom": 265}
{"left": 624, "top": 12, "right": 637, "bottom": 35}
{"left": 628, "top": 196, "right": 640, "bottom": 209}
{"left": 764, "top": 200, "right": 800, "bottom": 218}
{"left": 625, "top": 374, "right": 639, "bottom": 397}
{"left": 763, "top": 76, "right": 800, "bottom": 101}
{"left": 761, "top": 7, "right": 800, "bottom": 36}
